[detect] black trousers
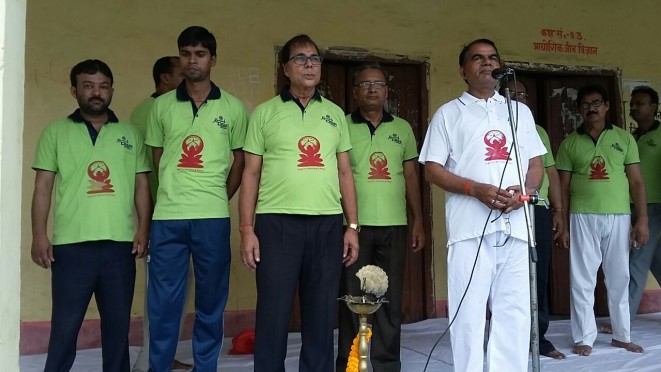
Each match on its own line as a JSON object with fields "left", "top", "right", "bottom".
{"left": 253, "top": 214, "right": 344, "bottom": 372}
{"left": 534, "top": 205, "right": 556, "bottom": 354}
{"left": 45, "top": 240, "right": 135, "bottom": 372}
{"left": 336, "top": 226, "right": 407, "bottom": 372}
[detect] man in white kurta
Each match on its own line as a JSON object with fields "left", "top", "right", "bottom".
{"left": 419, "top": 39, "right": 545, "bottom": 372}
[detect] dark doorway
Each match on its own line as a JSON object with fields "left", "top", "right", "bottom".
{"left": 276, "top": 55, "right": 434, "bottom": 330}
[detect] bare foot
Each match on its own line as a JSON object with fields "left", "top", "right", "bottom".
{"left": 542, "top": 349, "right": 567, "bottom": 359}
{"left": 172, "top": 360, "right": 193, "bottom": 370}
{"left": 612, "top": 339, "right": 644, "bottom": 353}
{"left": 572, "top": 345, "right": 592, "bottom": 356}
{"left": 598, "top": 324, "right": 613, "bottom": 334}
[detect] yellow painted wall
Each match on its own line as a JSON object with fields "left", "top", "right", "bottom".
{"left": 21, "top": 0, "right": 661, "bottom": 322}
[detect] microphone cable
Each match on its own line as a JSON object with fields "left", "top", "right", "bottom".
{"left": 422, "top": 78, "right": 521, "bottom": 371}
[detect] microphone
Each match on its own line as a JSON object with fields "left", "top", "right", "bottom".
{"left": 491, "top": 67, "right": 515, "bottom": 80}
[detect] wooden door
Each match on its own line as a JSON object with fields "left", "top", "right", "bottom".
{"left": 514, "top": 70, "right": 621, "bottom": 316}
{"left": 277, "top": 58, "right": 434, "bottom": 330}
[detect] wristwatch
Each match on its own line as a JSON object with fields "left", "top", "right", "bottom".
{"left": 348, "top": 223, "right": 361, "bottom": 233}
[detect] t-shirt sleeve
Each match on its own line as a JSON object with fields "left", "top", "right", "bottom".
{"left": 134, "top": 129, "right": 152, "bottom": 174}
{"left": 229, "top": 100, "right": 248, "bottom": 150}
{"left": 337, "top": 113, "right": 352, "bottom": 153}
{"left": 402, "top": 121, "right": 419, "bottom": 161}
{"left": 419, "top": 108, "right": 450, "bottom": 165}
{"left": 624, "top": 131, "right": 640, "bottom": 165}
{"left": 243, "top": 105, "right": 265, "bottom": 156}
{"left": 33, "top": 124, "right": 58, "bottom": 172}
{"left": 536, "top": 125, "right": 555, "bottom": 167}
{"left": 555, "top": 137, "right": 573, "bottom": 172}
{"left": 145, "top": 100, "right": 164, "bottom": 148}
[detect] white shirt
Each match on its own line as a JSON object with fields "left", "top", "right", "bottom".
{"left": 419, "top": 91, "right": 546, "bottom": 245}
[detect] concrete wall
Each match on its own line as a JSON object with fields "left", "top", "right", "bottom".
{"left": 18, "top": 0, "right": 661, "bottom": 353}
{"left": 0, "top": 0, "right": 26, "bottom": 367}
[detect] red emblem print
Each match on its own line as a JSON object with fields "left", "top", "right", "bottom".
{"left": 589, "top": 156, "right": 609, "bottom": 180}
{"left": 178, "top": 135, "right": 204, "bottom": 168}
{"left": 484, "top": 130, "right": 511, "bottom": 161}
{"left": 297, "top": 136, "right": 324, "bottom": 167}
{"left": 87, "top": 161, "right": 114, "bottom": 194}
{"left": 368, "top": 152, "right": 391, "bottom": 180}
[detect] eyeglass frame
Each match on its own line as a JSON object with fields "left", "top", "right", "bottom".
{"left": 288, "top": 54, "right": 323, "bottom": 66}
{"left": 509, "top": 92, "right": 528, "bottom": 100}
{"left": 354, "top": 81, "right": 388, "bottom": 90}
{"left": 579, "top": 99, "right": 605, "bottom": 110}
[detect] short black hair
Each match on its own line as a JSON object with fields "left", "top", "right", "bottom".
{"left": 577, "top": 85, "right": 609, "bottom": 105}
{"left": 69, "top": 59, "right": 113, "bottom": 87}
{"left": 352, "top": 63, "right": 388, "bottom": 85}
{"left": 279, "top": 34, "right": 320, "bottom": 65}
{"left": 631, "top": 85, "right": 659, "bottom": 105}
{"left": 177, "top": 26, "right": 217, "bottom": 56}
{"left": 459, "top": 38, "right": 500, "bottom": 67}
{"left": 152, "top": 56, "right": 178, "bottom": 88}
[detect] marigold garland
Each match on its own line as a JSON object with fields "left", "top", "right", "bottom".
{"left": 346, "top": 327, "right": 372, "bottom": 372}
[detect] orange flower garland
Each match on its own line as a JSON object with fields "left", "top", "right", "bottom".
{"left": 346, "top": 327, "right": 372, "bottom": 372}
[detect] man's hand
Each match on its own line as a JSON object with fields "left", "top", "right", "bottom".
{"left": 631, "top": 217, "right": 649, "bottom": 248}
{"left": 559, "top": 229, "right": 570, "bottom": 250}
{"left": 240, "top": 230, "right": 260, "bottom": 271}
{"left": 343, "top": 228, "right": 359, "bottom": 266}
{"left": 132, "top": 227, "right": 149, "bottom": 259}
{"left": 551, "top": 211, "right": 564, "bottom": 242}
{"left": 31, "top": 235, "right": 54, "bottom": 269}
{"left": 411, "top": 220, "right": 425, "bottom": 253}
{"left": 470, "top": 182, "right": 513, "bottom": 210}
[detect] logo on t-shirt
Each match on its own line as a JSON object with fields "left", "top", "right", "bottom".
{"left": 484, "top": 130, "right": 510, "bottom": 161}
{"left": 87, "top": 160, "right": 114, "bottom": 194}
{"left": 321, "top": 115, "right": 338, "bottom": 127}
{"left": 297, "top": 136, "right": 324, "bottom": 167}
{"left": 611, "top": 142, "right": 623, "bottom": 153}
{"left": 388, "top": 133, "right": 402, "bottom": 145}
{"left": 646, "top": 138, "right": 657, "bottom": 147}
{"left": 214, "top": 116, "right": 228, "bottom": 129}
{"left": 368, "top": 152, "right": 391, "bottom": 180}
{"left": 117, "top": 136, "right": 133, "bottom": 150}
{"left": 178, "top": 135, "right": 204, "bottom": 169}
{"left": 589, "top": 155, "right": 609, "bottom": 180}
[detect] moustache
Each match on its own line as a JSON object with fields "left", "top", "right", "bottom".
{"left": 587, "top": 111, "right": 598, "bottom": 115}
{"left": 88, "top": 97, "right": 104, "bottom": 103}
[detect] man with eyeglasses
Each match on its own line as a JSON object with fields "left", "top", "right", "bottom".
{"left": 335, "top": 63, "right": 425, "bottom": 372}
{"left": 500, "top": 80, "right": 566, "bottom": 359}
{"left": 556, "top": 84, "right": 647, "bottom": 356}
{"left": 239, "top": 34, "right": 359, "bottom": 372}
{"left": 419, "top": 39, "right": 545, "bottom": 371}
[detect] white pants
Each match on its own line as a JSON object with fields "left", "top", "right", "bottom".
{"left": 448, "top": 233, "right": 531, "bottom": 372}
{"left": 132, "top": 259, "right": 194, "bottom": 372}
{"left": 569, "top": 213, "right": 631, "bottom": 347}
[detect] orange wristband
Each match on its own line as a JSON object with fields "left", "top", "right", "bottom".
{"left": 464, "top": 180, "right": 473, "bottom": 196}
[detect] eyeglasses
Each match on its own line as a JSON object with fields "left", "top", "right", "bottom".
{"left": 355, "top": 81, "right": 387, "bottom": 90}
{"left": 509, "top": 92, "right": 528, "bottom": 100}
{"left": 580, "top": 99, "right": 604, "bottom": 110}
{"left": 492, "top": 213, "right": 511, "bottom": 247}
{"left": 288, "top": 54, "right": 323, "bottom": 65}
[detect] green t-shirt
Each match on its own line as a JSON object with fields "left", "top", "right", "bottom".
{"left": 556, "top": 124, "right": 639, "bottom": 214}
{"left": 243, "top": 89, "right": 351, "bottom": 215}
{"left": 130, "top": 95, "right": 158, "bottom": 199}
{"left": 536, "top": 125, "right": 555, "bottom": 201}
{"left": 636, "top": 121, "right": 661, "bottom": 204}
{"left": 33, "top": 109, "right": 151, "bottom": 245}
{"left": 146, "top": 83, "right": 248, "bottom": 220}
{"left": 347, "top": 111, "right": 418, "bottom": 225}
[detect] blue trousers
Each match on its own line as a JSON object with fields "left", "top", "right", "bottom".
{"left": 45, "top": 241, "right": 135, "bottom": 372}
{"left": 147, "top": 218, "right": 231, "bottom": 372}
{"left": 629, "top": 204, "right": 661, "bottom": 319}
{"left": 253, "top": 214, "right": 344, "bottom": 372}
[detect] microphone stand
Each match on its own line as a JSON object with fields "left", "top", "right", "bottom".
{"left": 502, "top": 78, "right": 540, "bottom": 372}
